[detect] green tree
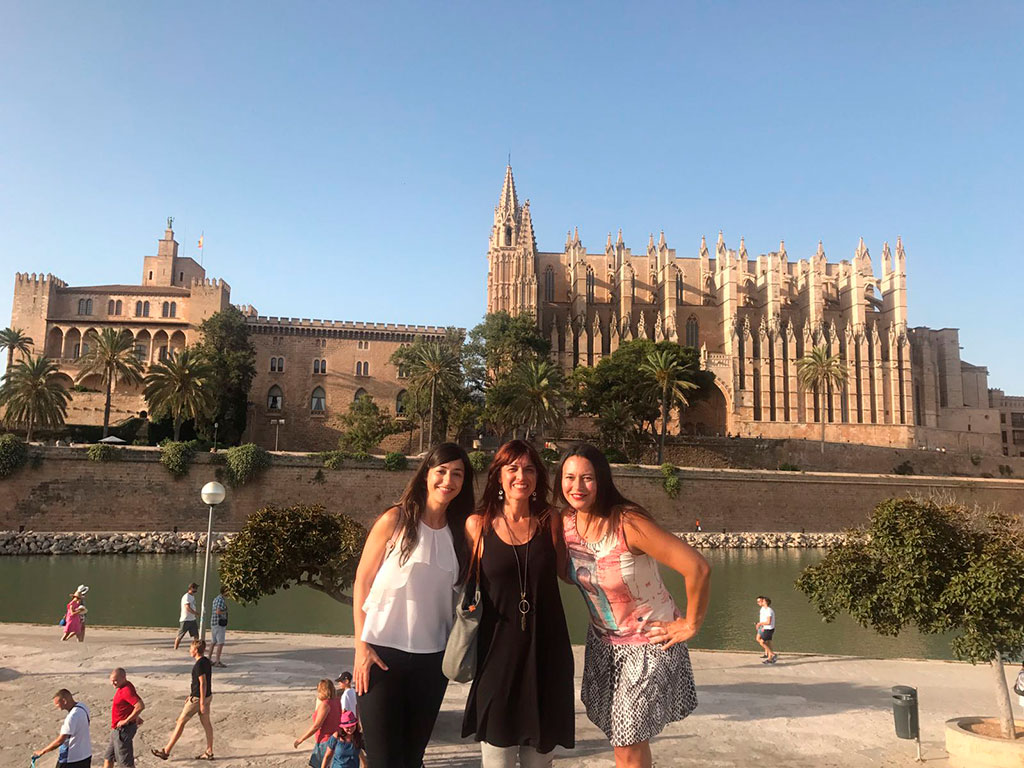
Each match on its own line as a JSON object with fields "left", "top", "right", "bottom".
{"left": 640, "top": 348, "right": 699, "bottom": 464}
{"left": 796, "top": 345, "right": 848, "bottom": 454}
{"left": 506, "top": 359, "right": 566, "bottom": 440}
{"left": 0, "top": 327, "right": 34, "bottom": 372}
{"left": 407, "top": 341, "right": 462, "bottom": 447}
{"left": 0, "top": 355, "right": 72, "bottom": 441}
{"left": 75, "top": 328, "right": 144, "bottom": 437}
{"left": 143, "top": 348, "right": 216, "bottom": 442}
{"left": 194, "top": 307, "right": 257, "bottom": 446}
{"left": 337, "top": 395, "right": 397, "bottom": 454}
{"left": 467, "top": 312, "right": 550, "bottom": 383}
{"left": 797, "top": 498, "right": 1024, "bottom": 740}
{"left": 219, "top": 504, "right": 366, "bottom": 605}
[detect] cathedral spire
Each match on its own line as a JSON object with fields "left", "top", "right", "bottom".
{"left": 496, "top": 164, "right": 519, "bottom": 218}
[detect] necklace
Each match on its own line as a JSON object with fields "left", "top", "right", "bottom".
{"left": 574, "top": 510, "right": 605, "bottom": 552}
{"left": 503, "top": 513, "right": 531, "bottom": 631}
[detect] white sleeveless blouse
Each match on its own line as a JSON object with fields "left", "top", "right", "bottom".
{"left": 360, "top": 521, "right": 458, "bottom": 653}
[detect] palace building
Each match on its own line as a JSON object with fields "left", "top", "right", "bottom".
{"left": 486, "top": 165, "right": 1013, "bottom": 454}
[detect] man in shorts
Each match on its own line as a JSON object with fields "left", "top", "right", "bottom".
{"left": 174, "top": 583, "right": 199, "bottom": 650}
{"left": 33, "top": 688, "right": 92, "bottom": 767}
{"left": 209, "top": 586, "right": 228, "bottom": 667}
{"left": 756, "top": 595, "right": 777, "bottom": 664}
{"left": 104, "top": 668, "right": 145, "bottom": 767}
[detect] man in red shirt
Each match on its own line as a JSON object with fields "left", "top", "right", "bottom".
{"left": 104, "top": 668, "right": 145, "bottom": 767}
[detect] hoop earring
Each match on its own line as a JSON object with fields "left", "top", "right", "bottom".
{"left": 531, "top": 491, "right": 537, "bottom": 501}
{"left": 497, "top": 488, "right": 504, "bottom": 501}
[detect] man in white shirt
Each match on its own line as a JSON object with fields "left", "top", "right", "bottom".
{"left": 33, "top": 688, "right": 92, "bottom": 767}
{"left": 336, "top": 671, "right": 357, "bottom": 715}
{"left": 174, "top": 583, "right": 199, "bottom": 650}
{"left": 755, "top": 595, "right": 777, "bottom": 664}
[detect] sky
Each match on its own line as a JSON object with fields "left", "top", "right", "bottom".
{"left": 1, "top": 2, "right": 1021, "bottom": 389}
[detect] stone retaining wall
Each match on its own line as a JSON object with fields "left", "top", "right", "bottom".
{"left": 0, "top": 530, "right": 848, "bottom": 555}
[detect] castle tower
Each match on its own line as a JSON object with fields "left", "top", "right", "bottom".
{"left": 142, "top": 218, "right": 206, "bottom": 288}
{"left": 486, "top": 166, "right": 538, "bottom": 319}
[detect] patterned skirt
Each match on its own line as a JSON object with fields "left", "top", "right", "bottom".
{"left": 581, "top": 625, "right": 698, "bottom": 747}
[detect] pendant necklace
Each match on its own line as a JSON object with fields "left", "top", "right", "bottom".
{"left": 504, "top": 513, "right": 531, "bottom": 631}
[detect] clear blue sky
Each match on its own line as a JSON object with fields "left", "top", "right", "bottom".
{"left": 1, "top": 2, "right": 1021, "bottom": 389}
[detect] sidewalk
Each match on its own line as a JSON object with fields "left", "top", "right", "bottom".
{"left": 1, "top": 623, "right": 1011, "bottom": 766}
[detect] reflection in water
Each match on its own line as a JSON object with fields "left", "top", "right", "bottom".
{"left": 6, "top": 550, "right": 951, "bottom": 659}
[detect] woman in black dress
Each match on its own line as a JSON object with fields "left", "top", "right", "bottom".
{"left": 462, "top": 440, "right": 574, "bottom": 766}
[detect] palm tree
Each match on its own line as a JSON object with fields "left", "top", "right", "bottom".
{"left": 144, "top": 348, "right": 217, "bottom": 442}
{"left": 0, "top": 355, "right": 71, "bottom": 441}
{"left": 640, "top": 348, "right": 699, "bottom": 465}
{"left": 0, "top": 327, "right": 34, "bottom": 371}
{"left": 508, "top": 359, "right": 565, "bottom": 440}
{"left": 796, "top": 345, "right": 848, "bottom": 454}
{"left": 75, "top": 328, "right": 144, "bottom": 437}
{"left": 408, "top": 342, "right": 462, "bottom": 447}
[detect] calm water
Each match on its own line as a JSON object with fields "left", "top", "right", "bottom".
{"left": 4, "top": 550, "right": 953, "bottom": 659}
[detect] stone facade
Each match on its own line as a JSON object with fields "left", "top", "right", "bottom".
{"left": 486, "top": 165, "right": 1010, "bottom": 452}
{"left": 990, "top": 389, "right": 1024, "bottom": 457}
{"left": 9, "top": 220, "right": 448, "bottom": 450}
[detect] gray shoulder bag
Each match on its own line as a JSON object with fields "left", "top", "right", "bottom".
{"left": 442, "top": 536, "right": 482, "bottom": 682}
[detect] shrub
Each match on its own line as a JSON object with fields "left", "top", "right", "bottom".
{"left": 349, "top": 450, "right": 371, "bottom": 462}
{"left": 132, "top": 438, "right": 149, "bottom": 446}
{"left": 224, "top": 443, "right": 272, "bottom": 487}
{"left": 998, "top": 464, "right": 1014, "bottom": 477}
{"left": 602, "top": 447, "right": 628, "bottom": 464}
{"left": 321, "top": 450, "right": 348, "bottom": 469}
{"left": 87, "top": 443, "right": 123, "bottom": 462}
{"left": 660, "top": 462, "right": 681, "bottom": 498}
{"left": 0, "top": 434, "right": 28, "bottom": 479}
{"left": 778, "top": 462, "right": 801, "bottom": 472}
{"left": 539, "top": 448, "right": 560, "bottom": 465}
{"left": 312, "top": 468, "right": 326, "bottom": 485}
{"left": 980, "top": 472, "right": 994, "bottom": 479}
{"left": 970, "top": 454, "right": 982, "bottom": 467}
{"left": 468, "top": 451, "right": 492, "bottom": 473}
{"left": 892, "top": 460, "right": 914, "bottom": 476}
{"left": 384, "top": 452, "right": 408, "bottom": 471}
{"left": 160, "top": 441, "right": 196, "bottom": 478}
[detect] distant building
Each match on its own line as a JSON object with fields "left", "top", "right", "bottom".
{"left": 486, "top": 165, "right": 1010, "bottom": 452}
{"left": 989, "top": 389, "right": 1024, "bottom": 457}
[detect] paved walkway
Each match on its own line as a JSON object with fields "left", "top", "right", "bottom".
{"left": 1, "top": 624, "right": 1013, "bottom": 766}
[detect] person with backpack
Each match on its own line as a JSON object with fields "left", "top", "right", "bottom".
{"left": 33, "top": 689, "right": 92, "bottom": 768}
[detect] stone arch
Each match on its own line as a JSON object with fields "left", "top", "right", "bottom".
{"left": 396, "top": 389, "right": 408, "bottom": 416}
{"left": 311, "top": 386, "right": 326, "bottom": 413}
{"left": 681, "top": 381, "right": 729, "bottom": 436}
{"left": 353, "top": 387, "right": 368, "bottom": 402}
{"left": 63, "top": 328, "right": 81, "bottom": 359}
{"left": 152, "top": 330, "right": 169, "bottom": 361}
{"left": 46, "top": 327, "right": 64, "bottom": 357}
{"left": 133, "top": 330, "right": 151, "bottom": 362}
{"left": 267, "top": 385, "right": 283, "bottom": 410}
{"left": 169, "top": 330, "right": 186, "bottom": 355}
{"left": 51, "top": 372, "right": 74, "bottom": 391}
{"left": 78, "top": 372, "right": 104, "bottom": 391}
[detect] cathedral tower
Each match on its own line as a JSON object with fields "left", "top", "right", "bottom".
{"left": 486, "top": 165, "right": 538, "bottom": 318}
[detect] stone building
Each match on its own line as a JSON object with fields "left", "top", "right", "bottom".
{"left": 486, "top": 165, "right": 1006, "bottom": 452}
{"left": 9, "top": 220, "right": 448, "bottom": 450}
{"left": 989, "top": 389, "right": 1024, "bottom": 457}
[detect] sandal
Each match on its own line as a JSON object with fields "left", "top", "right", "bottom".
{"left": 151, "top": 748, "right": 169, "bottom": 760}
{"left": 197, "top": 751, "right": 215, "bottom": 760}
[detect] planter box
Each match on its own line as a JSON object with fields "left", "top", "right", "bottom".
{"left": 945, "top": 717, "right": 1024, "bottom": 767}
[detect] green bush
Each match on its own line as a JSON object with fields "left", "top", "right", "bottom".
{"left": 980, "top": 472, "right": 994, "bottom": 479}
{"left": 160, "top": 441, "right": 196, "bottom": 478}
{"left": 312, "top": 468, "right": 326, "bottom": 485}
{"left": 349, "top": 450, "right": 371, "bottom": 462}
{"left": 384, "top": 452, "right": 408, "bottom": 471}
{"left": 539, "top": 448, "right": 560, "bottom": 465}
{"left": 0, "top": 434, "right": 28, "bottom": 479}
{"left": 893, "top": 460, "right": 915, "bottom": 476}
{"left": 660, "top": 462, "right": 681, "bottom": 498}
{"left": 87, "top": 443, "right": 123, "bottom": 462}
{"left": 468, "top": 451, "right": 492, "bottom": 473}
{"left": 999, "top": 464, "right": 1014, "bottom": 477}
{"left": 970, "top": 454, "right": 982, "bottom": 467}
{"left": 602, "top": 447, "right": 628, "bottom": 464}
{"left": 778, "top": 462, "right": 801, "bottom": 472}
{"left": 132, "top": 438, "right": 149, "bottom": 446}
{"left": 224, "top": 443, "right": 272, "bottom": 486}
{"left": 321, "top": 450, "right": 348, "bottom": 469}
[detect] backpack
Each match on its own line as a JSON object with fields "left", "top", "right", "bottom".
{"left": 1013, "top": 670, "right": 1024, "bottom": 697}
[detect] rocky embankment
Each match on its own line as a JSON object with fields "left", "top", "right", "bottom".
{"left": 0, "top": 529, "right": 847, "bottom": 555}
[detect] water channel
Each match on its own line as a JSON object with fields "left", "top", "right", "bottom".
{"left": 4, "top": 549, "right": 953, "bottom": 659}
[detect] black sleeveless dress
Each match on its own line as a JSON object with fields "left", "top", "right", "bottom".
{"left": 462, "top": 526, "right": 575, "bottom": 752}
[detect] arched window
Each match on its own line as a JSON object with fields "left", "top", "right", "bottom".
{"left": 396, "top": 390, "right": 408, "bottom": 415}
{"left": 267, "top": 385, "right": 283, "bottom": 410}
{"left": 135, "top": 301, "right": 143, "bottom": 316}
{"left": 270, "top": 358, "right": 278, "bottom": 372}
{"left": 162, "top": 302, "right": 169, "bottom": 317}
{"left": 397, "top": 364, "right": 409, "bottom": 379}
{"left": 686, "top": 315, "right": 699, "bottom": 348}
{"left": 311, "top": 387, "right": 326, "bottom": 412}
{"left": 115, "top": 300, "right": 122, "bottom": 315}
{"left": 544, "top": 267, "right": 555, "bottom": 302}
{"left": 148, "top": 271, "right": 153, "bottom": 280}
{"left": 363, "top": 361, "right": 369, "bottom": 377}
{"left": 313, "top": 359, "right": 320, "bottom": 374}
{"left": 356, "top": 361, "right": 369, "bottom": 377}
{"left": 169, "top": 302, "right": 176, "bottom": 318}
{"left": 143, "top": 301, "right": 150, "bottom": 317}
{"left": 353, "top": 388, "right": 368, "bottom": 402}
{"left": 108, "top": 300, "right": 115, "bottom": 315}
{"left": 631, "top": 274, "right": 636, "bottom": 302}
{"left": 277, "top": 357, "right": 285, "bottom": 371}
{"left": 320, "top": 359, "right": 327, "bottom": 373}
{"left": 586, "top": 268, "right": 595, "bottom": 303}
{"left": 504, "top": 225, "right": 512, "bottom": 246}
{"left": 676, "top": 274, "right": 684, "bottom": 304}
{"left": 178, "top": 271, "right": 184, "bottom": 283}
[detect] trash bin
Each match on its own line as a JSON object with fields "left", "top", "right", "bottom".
{"left": 892, "top": 685, "right": 919, "bottom": 740}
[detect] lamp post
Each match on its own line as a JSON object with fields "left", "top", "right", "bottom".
{"left": 198, "top": 481, "right": 226, "bottom": 640}
{"left": 270, "top": 418, "right": 285, "bottom": 451}
{"left": 213, "top": 422, "right": 219, "bottom": 453}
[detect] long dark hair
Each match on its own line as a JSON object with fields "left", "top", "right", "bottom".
{"left": 554, "top": 442, "right": 650, "bottom": 535}
{"left": 392, "top": 442, "right": 474, "bottom": 569}
{"left": 470, "top": 440, "right": 556, "bottom": 574}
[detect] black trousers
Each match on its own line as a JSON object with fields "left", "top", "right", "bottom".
{"left": 358, "top": 644, "right": 448, "bottom": 768}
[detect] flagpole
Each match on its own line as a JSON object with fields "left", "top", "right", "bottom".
{"left": 198, "top": 230, "right": 204, "bottom": 267}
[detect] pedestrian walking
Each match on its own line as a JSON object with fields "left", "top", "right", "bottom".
{"left": 352, "top": 442, "right": 475, "bottom": 768}
{"left": 32, "top": 688, "right": 92, "bottom": 768}
{"left": 335, "top": 671, "right": 357, "bottom": 715}
{"left": 557, "top": 443, "right": 711, "bottom": 768}
{"left": 209, "top": 586, "right": 229, "bottom": 667}
{"left": 294, "top": 679, "right": 342, "bottom": 768}
{"left": 756, "top": 595, "right": 777, "bottom": 664}
{"left": 104, "top": 668, "right": 144, "bottom": 768}
{"left": 150, "top": 639, "right": 214, "bottom": 761}
{"left": 61, "top": 586, "right": 89, "bottom": 643}
{"left": 173, "top": 583, "right": 199, "bottom": 650}
{"left": 462, "top": 440, "right": 575, "bottom": 766}
{"left": 320, "top": 710, "right": 367, "bottom": 768}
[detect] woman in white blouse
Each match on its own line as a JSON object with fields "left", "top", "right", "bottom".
{"left": 352, "top": 442, "right": 475, "bottom": 768}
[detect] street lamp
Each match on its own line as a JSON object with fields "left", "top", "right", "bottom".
{"left": 198, "top": 481, "right": 226, "bottom": 641}
{"left": 270, "top": 418, "right": 285, "bottom": 451}
{"left": 212, "top": 422, "right": 219, "bottom": 453}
